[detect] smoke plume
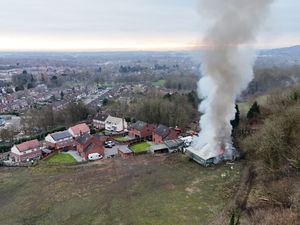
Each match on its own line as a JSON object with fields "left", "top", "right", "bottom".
{"left": 194, "top": 0, "right": 273, "bottom": 160}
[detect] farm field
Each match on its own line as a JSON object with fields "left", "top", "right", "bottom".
{"left": 0, "top": 154, "right": 244, "bottom": 225}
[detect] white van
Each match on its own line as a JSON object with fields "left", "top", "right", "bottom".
{"left": 88, "top": 153, "right": 103, "bottom": 161}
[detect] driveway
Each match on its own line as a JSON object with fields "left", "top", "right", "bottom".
{"left": 104, "top": 145, "right": 123, "bottom": 159}
{"left": 63, "top": 151, "right": 84, "bottom": 162}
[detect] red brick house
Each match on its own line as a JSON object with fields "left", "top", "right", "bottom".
{"left": 129, "top": 121, "right": 154, "bottom": 140}
{"left": 76, "top": 134, "right": 105, "bottom": 160}
{"left": 152, "top": 124, "right": 179, "bottom": 144}
{"left": 68, "top": 123, "right": 90, "bottom": 138}
{"left": 45, "top": 130, "right": 76, "bottom": 150}
{"left": 10, "top": 139, "right": 42, "bottom": 162}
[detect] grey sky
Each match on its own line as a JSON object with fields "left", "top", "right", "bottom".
{"left": 0, "top": 0, "right": 299, "bottom": 50}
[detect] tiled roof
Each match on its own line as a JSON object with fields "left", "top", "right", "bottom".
{"left": 16, "top": 139, "right": 40, "bottom": 152}
{"left": 154, "top": 124, "right": 170, "bottom": 138}
{"left": 94, "top": 113, "right": 109, "bottom": 122}
{"left": 77, "top": 133, "right": 92, "bottom": 145}
{"left": 131, "top": 121, "right": 147, "bottom": 131}
{"left": 69, "top": 123, "right": 90, "bottom": 136}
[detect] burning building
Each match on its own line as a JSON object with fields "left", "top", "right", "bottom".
{"left": 188, "top": 0, "right": 273, "bottom": 166}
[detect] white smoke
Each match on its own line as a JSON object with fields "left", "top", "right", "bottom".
{"left": 193, "top": 0, "right": 273, "bottom": 160}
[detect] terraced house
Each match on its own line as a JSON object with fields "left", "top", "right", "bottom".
{"left": 10, "top": 139, "right": 42, "bottom": 162}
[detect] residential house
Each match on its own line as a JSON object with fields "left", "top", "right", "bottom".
{"left": 129, "top": 121, "right": 154, "bottom": 140}
{"left": 68, "top": 123, "right": 90, "bottom": 138}
{"left": 152, "top": 124, "right": 179, "bottom": 144}
{"left": 10, "top": 139, "right": 42, "bottom": 162}
{"left": 105, "top": 115, "right": 127, "bottom": 132}
{"left": 76, "top": 134, "right": 105, "bottom": 160}
{"left": 93, "top": 113, "right": 109, "bottom": 130}
{"left": 45, "top": 130, "right": 75, "bottom": 150}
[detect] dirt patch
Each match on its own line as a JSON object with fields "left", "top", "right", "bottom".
{"left": 161, "top": 183, "right": 176, "bottom": 190}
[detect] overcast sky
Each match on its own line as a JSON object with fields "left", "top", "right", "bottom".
{"left": 0, "top": 0, "right": 299, "bottom": 51}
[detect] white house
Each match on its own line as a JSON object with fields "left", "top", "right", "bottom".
{"left": 10, "top": 139, "right": 42, "bottom": 162}
{"left": 93, "top": 113, "right": 109, "bottom": 130}
{"left": 105, "top": 115, "right": 127, "bottom": 132}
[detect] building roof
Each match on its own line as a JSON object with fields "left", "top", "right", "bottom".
{"left": 154, "top": 124, "right": 170, "bottom": 138}
{"left": 164, "top": 139, "right": 184, "bottom": 149}
{"left": 77, "top": 133, "right": 92, "bottom": 145}
{"left": 131, "top": 121, "right": 147, "bottom": 131}
{"left": 69, "top": 123, "right": 90, "bottom": 136}
{"left": 150, "top": 144, "right": 168, "bottom": 152}
{"left": 186, "top": 146, "right": 221, "bottom": 161}
{"left": 50, "top": 130, "right": 72, "bottom": 141}
{"left": 118, "top": 146, "right": 132, "bottom": 154}
{"left": 94, "top": 113, "right": 109, "bottom": 122}
{"left": 106, "top": 115, "right": 123, "bottom": 125}
{"left": 16, "top": 139, "right": 41, "bottom": 152}
{"left": 82, "top": 136, "right": 104, "bottom": 153}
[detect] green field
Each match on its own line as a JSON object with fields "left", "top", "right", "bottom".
{"left": 47, "top": 153, "right": 77, "bottom": 164}
{"left": 152, "top": 79, "right": 166, "bottom": 88}
{"left": 129, "top": 142, "right": 151, "bottom": 153}
{"left": 0, "top": 155, "right": 244, "bottom": 225}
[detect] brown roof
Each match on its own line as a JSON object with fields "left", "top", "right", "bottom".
{"left": 16, "top": 139, "right": 41, "bottom": 152}
{"left": 69, "top": 123, "right": 90, "bottom": 136}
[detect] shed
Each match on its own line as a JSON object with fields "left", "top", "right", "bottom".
{"left": 164, "top": 139, "right": 184, "bottom": 153}
{"left": 185, "top": 147, "right": 223, "bottom": 167}
{"left": 150, "top": 144, "right": 169, "bottom": 154}
{"left": 118, "top": 146, "right": 133, "bottom": 159}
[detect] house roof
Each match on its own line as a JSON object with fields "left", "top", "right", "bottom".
{"left": 106, "top": 115, "right": 123, "bottom": 124}
{"left": 82, "top": 137, "right": 104, "bottom": 153}
{"left": 150, "top": 144, "right": 168, "bottom": 152}
{"left": 154, "top": 124, "right": 170, "bottom": 138}
{"left": 94, "top": 113, "right": 109, "bottom": 122}
{"left": 131, "top": 121, "right": 147, "bottom": 131}
{"left": 118, "top": 146, "right": 132, "bottom": 154}
{"left": 16, "top": 139, "right": 40, "bottom": 152}
{"left": 69, "top": 123, "right": 90, "bottom": 136}
{"left": 77, "top": 133, "right": 92, "bottom": 145}
{"left": 51, "top": 130, "right": 72, "bottom": 141}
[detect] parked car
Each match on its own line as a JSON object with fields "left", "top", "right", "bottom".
{"left": 104, "top": 141, "right": 115, "bottom": 148}
{"left": 88, "top": 153, "right": 103, "bottom": 161}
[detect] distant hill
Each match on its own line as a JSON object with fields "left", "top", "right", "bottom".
{"left": 260, "top": 45, "right": 300, "bottom": 57}
{"left": 256, "top": 45, "right": 300, "bottom": 68}
{"left": 241, "top": 45, "right": 300, "bottom": 97}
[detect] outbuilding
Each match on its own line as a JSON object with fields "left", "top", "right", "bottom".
{"left": 118, "top": 146, "right": 133, "bottom": 159}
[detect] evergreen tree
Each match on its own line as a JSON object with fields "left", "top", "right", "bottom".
{"left": 231, "top": 104, "right": 240, "bottom": 129}
{"left": 247, "top": 101, "right": 260, "bottom": 119}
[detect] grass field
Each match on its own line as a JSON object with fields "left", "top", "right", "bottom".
{"left": 152, "top": 79, "right": 166, "bottom": 88}
{"left": 47, "top": 153, "right": 77, "bottom": 164}
{"left": 0, "top": 154, "right": 244, "bottom": 225}
{"left": 129, "top": 142, "right": 151, "bottom": 153}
